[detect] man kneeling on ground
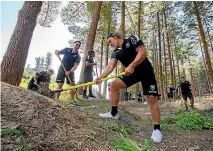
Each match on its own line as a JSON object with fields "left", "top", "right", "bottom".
{"left": 27, "top": 69, "right": 54, "bottom": 91}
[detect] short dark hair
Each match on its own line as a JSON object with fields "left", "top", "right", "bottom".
{"left": 48, "top": 69, "right": 54, "bottom": 74}
{"left": 88, "top": 50, "right": 95, "bottom": 55}
{"left": 74, "top": 41, "right": 81, "bottom": 46}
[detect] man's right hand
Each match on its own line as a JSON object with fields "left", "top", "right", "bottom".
{"left": 55, "top": 50, "right": 60, "bottom": 56}
{"left": 94, "top": 77, "right": 102, "bottom": 84}
{"left": 65, "top": 71, "right": 71, "bottom": 76}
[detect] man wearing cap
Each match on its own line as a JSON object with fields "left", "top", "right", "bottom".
{"left": 27, "top": 69, "right": 54, "bottom": 90}
{"left": 83, "top": 50, "right": 97, "bottom": 98}
{"left": 95, "top": 32, "right": 162, "bottom": 143}
{"left": 55, "top": 41, "right": 81, "bottom": 105}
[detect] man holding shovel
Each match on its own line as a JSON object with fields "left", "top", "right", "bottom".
{"left": 27, "top": 69, "right": 54, "bottom": 91}
{"left": 95, "top": 32, "right": 162, "bottom": 143}
{"left": 55, "top": 41, "right": 81, "bottom": 105}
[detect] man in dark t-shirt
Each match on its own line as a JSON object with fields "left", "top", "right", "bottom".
{"left": 83, "top": 50, "right": 97, "bottom": 98}
{"left": 177, "top": 77, "right": 194, "bottom": 110}
{"left": 27, "top": 69, "right": 54, "bottom": 90}
{"left": 94, "top": 31, "right": 162, "bottom": 143}
{"left": 55, "top": 41, "right": 81, "bottom": 104}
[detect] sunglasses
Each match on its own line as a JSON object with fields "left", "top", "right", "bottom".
{"left": 75, "top": 43, "right": 81, "bottom": 46}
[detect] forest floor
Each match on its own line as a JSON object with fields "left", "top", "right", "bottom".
{"left": 1, "top": 82, "right": 213, "bottom": 151}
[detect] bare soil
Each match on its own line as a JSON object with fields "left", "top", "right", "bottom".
{"left": 1, "top": 82, "right": 213, "bottom": 151}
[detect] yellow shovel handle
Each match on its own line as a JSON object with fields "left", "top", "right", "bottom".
{"left": 62, "top": 72, "right": 125, "bottom": 91}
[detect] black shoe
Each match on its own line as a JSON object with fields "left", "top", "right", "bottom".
{"left": 83, "top": 94, "right": 88, "bottom": 99}
{"left": 88, "top": 94, "right": 96, "bottom": 98}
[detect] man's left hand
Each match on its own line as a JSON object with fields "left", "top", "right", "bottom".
{"left": 125, "top": 65, "right": 134, "bottom": 76}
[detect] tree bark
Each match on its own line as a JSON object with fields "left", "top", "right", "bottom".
{"left": 157, "top": 12, "right": 165, "bottom": 100}
{"left": 135, "top": 1, "right": 142, "bottom": 101}
{"left": 188, "top": 55, "right": 196, "bottom": 96}
{"left": 103, "top": 4, "right": 112, "bottom": 98}
{"left": 172, "top": 22, "right": 181, "bottom": 83}
{"left": 194, "top": 1, "right": 213, "bottom": 88}
{"left": 162, "top": 13, "right": 168, "bottom": 97}
{"left": 79, "top": 1, "right": 102, "bottom": 83}
{"left": 204, "top": 19, "right": 213, "bottom": 53}
{"left": 99, "top": 36, "right": 104, "bottom": 93}
{"left": 199, "top": 37, "right": 212, "bottom": 93}
{"left": 163, "top": 10, "right": 174, "bottom": 87}
{"left": 172, "top": 47, "right": 176, "bottom": 87}
{"left": 1, "top": 2, "right": 43, "bottom": 86}
{"left": 119, "top": 1, "right": 125, "bottom": 102}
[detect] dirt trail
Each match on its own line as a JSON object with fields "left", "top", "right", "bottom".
{"left": 121, "top": 98, "right": 213, "bottom": 151}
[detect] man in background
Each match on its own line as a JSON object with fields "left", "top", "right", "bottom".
{"left": 83, "top": 50, "right": 97, "bottom": 98}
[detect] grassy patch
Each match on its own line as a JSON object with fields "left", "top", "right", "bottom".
{"left": 147, "top": 110, "right": 213, "bottom": 132}
{"left": 176, "top": 110, "right": 213, "bottom": 131}
{"left": 1, "top": 129, "right": 28, "bottom": 151}
{"left": 110, "top": 125, "right": 153, "bottom": 151}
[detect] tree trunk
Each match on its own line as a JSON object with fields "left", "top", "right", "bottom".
{"left": 162, "top": 14, "right": 168, "bottom": 97}
{"left": 135, "top": 1, "right": 142, "bottom": 101}
{"left": 119, "top": 1, "right": 125, "bottom": 102}
{"left": 103, "top": 43, "right": 109, "bottom": 98}
{"left": 99, "top": 36, "right": 104, "bottom": 93}
{"left": 163, "top": 10, "right": 174, "bottom": 87}
{"left": 157, "top": 12, "right": 165, "bottom": 100}
{"left": 172, "top": 22, "right": 181, "bottom": 83}
{"left": 182, "top": 59, "right": 186, "bottom": 78}
{"left": 189, "top": 67, "right": 196, "bottom": 96}
{"left": 1, "top": 2, "right": 42, "bottom": 86}
{"left": 199, "top": 37, "right": 212, "bottom": 93}
{"left": 103, "top": 4, "right": 112, "bottom": 98}
{"left": 188, "top": 55, "right": 196, "bottom": 96}
{"left": 204, "top": 19, "right": 213, "bottom": 53}
{"left": 172, "top": 47, "right": 176, "bottom": 87}
{"left": 79, "top": 1, "right": 102, "bottom": 83}
{"left": 194, "top": 1, "right": 213, "bottom": 88}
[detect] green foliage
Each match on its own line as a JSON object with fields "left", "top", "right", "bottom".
{"left": 110, "top": 125, "right": 153, "bottom": 151}
{"left": 148, "top": 110, "right": 213, "bottom": 132}
{"left": 111, "top": 132, "right": 142, "bottom": 151}
{"left": 45, "top": 52, "right": 53, "bottom": 70}
{"left": 37, "top": 1, "right": 62, "bottom": 27}
{"left": 176, "top": 110, "right": 213, "bottom": 131}
{"left": 141, "top": 139, "right": 153, "bottom": 151}
{"left": 1, "top": 129, "right": 28, "bottom": 151}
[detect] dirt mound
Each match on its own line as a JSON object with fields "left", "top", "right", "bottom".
{"left": 1, "top": 82, "right": 113, "bottom": 151}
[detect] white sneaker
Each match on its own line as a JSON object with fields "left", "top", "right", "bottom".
{"left": 151, "top": 129, "right": 162, "bottom": 143}
{"left": 99, "top": 111, "right": 119, "bottom": 120}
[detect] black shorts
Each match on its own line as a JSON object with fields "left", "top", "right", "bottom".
{"left": 119, "top": 68, "right": 158, "bottom": 96}
{"left": 84, "top": 72, "right": 93, "bottom": 82}
{"left": 182, "top": 92, "right": 193, "bottom": 101}
{"left": 56, "top": 68, "right": 75, "bottom": 85}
